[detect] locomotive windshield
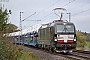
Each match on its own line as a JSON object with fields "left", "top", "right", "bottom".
{"left": 57, "top": 25, "right": 64, "bottom": 32}
{"left": 57, "top": 24, "right": 75, "bottom": 33}
{"left": 66, "top": 25, "right": 74, "bottom": 32}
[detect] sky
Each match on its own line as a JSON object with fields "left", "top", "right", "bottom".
{"left": 1, "top": 0, "right": 90, "bottom": 32}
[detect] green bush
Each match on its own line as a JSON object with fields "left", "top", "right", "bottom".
{"left": 86, "top": 42, "right": 90, "bottom": 48}
{"left": 0, "top": 37, "right": 39, "bottom": 60}
{"left": 18, "top": 50, "right": 39, "bottom": 60}
{"left": 0, "top": 38, "right": 21, "bottom": 60}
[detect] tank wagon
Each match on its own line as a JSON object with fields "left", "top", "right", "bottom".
{"left": 37, "top": 20, "right": 77, "bottom": 53}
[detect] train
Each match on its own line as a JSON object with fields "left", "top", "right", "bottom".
{"left": 5, "top": 19, "right": 77, "bottom": 53}
{"left": 5, "top": 10, "right": 77, "bottom": 53}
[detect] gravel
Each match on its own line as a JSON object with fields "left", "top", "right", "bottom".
{"left": 17, "top": 45, "right": 70, "bottom": 60}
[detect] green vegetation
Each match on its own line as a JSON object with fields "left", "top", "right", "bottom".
{"left": 76, "top": 30, "right": 86, "bottom": 47}
{"left": 0, "top": 38, "right": 39, "bottom": 60}
{"left": 0, "top": 7, "right": 39, "bottom": 60}
{"left": 86, "top": 42, "right": 90, "bottom": 47}
{"left": 0, "top": 9, "right": 9, "bottom": 32}
{"left": 0, "top": 8, "right": 19, "bottom": 34}
{"left": 76, "top": 30, "right": 90, "bottom": 51}
{"left": 6, "top": 23, "right": 18, "bottom": 33}
{"left": 18, "top": 50, "right": 39, "bottom": 60}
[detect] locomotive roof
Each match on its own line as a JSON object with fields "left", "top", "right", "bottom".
{"left": 51, "top": 22, "right": 74, "bottom": 26}
{"left": 40, "top": 21, "right": 74, "bottom": 29}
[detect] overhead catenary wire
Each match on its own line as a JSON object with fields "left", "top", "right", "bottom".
{"left": 67, "top": 2, "right": 90, "bottom": 11}
{"left": 39, "top": 0, "right": 76, "bottom": 21}
{"left": 22, "top": 12, "right": 54, "bottom": 29}
{"left": 23, "top": 0, "right": 61, "bottom": 25}
{"left": 49, "top": 0, "right": 76, "bottom": 20}
{"left": 22, "top": 12, "right": 36, "bottom": 22}
{"left": 36, "top": 0, "right": 76, "bottom": 17}
{"left": 23, "top": 0, "right": 90, "bottom": 29}
{"left": 55, "top": 0, "right": 90, "bottom": 21}
{"left": 24, "top": 12, "right": 53, "bottom": 22}
{"left": 27, "top": 0, "right": 89, "bottom": 22}
{"left": 72, "top": 9, "right": 90, "bottom": 16}
{"left": 64, "top": 9, "right": 90, "bottom": 20}
{"left": 54, "top": 13, "right": 60, "bottom": 17}
{"left": 40, "top": 12, "right": 54, "bottom": 20}
{"left": 37, "top": 0, "right": 61, "bottom": 15}
{"left": 62, "top": 0, "right": 76, "bottom": 7}
{"left": 37, "top": 0, "right": 90, "bottom": 24}
{"left": 30, "top": 0, "right": 76, "bottom": 22}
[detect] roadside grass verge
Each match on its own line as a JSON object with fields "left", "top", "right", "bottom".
{"left": 18, "top": 50, "right": 39, "bottom": 60}
{"left": 0, "top": 37, "right": 39, "bottom": 60}
{"left": 76, "top": 42, "right": 90, "bottom": 51}
{"left": 86, "top": 42, "right": 90, "bottom": 47}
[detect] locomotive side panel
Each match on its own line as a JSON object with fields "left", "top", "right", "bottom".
{"left": 38, "top": 27, "right": 51, "bottom": 45}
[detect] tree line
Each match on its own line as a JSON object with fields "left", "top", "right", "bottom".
{"left": 76, "top": 30, "right": 90, "bottom": 47}
{"left": 0, "top": 8, "right": 18, "bottom": 35}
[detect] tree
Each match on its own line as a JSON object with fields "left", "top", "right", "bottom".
{"left": 76, "top": 31, "right": 86, "bottom": 47}
{"left": 0, "top": 9, "right": 9, "bottom": 32}
{"left": 6, "top": 23, "right": 18, "bottom": 33}
{"left": 0, "top": 8, "right": 18, "bottom": 34}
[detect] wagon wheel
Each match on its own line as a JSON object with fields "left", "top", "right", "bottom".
{"left": 49, "top": 46, "right": 53, "bottom": 53}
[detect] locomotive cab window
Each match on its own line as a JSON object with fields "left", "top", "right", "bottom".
{"left": 56, "top": 24, "right": 75, "bottom": 33}
{"left": 66, "top": 25, "right": 74, "bottom": 32}
{"left": 56, "top": 25, "right": 64, "bottom": 32}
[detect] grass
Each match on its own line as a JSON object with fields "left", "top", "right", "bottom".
{"left": 76, "top": 47, "right": 84, "bottom": 50}
{"left": 18, "top": 50, "right": 39, "bottom": 60}
{"left": 86, "top": 42, "right": 90, "bottom": 47}
{"left": 0, "top": 37, "right": 39, "bottom": 60}
{"left": 76, "top": 42, "right": 90, "bottom": 51}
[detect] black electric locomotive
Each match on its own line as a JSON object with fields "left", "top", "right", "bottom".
{"left": 37, "top": 20, "right": 77, "bottom": 53}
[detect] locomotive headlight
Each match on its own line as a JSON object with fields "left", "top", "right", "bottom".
{"left": 55, "top": 39, "right": 57, "bottom": 41}
{"left": 74, "top": 39, "right": 76, "bottom": 41}
{"left": 74, "top": 37, "right": 76, "bottom": 41}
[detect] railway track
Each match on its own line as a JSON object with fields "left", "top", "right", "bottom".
{"left": 48, "top": 51, "right": 90, "bottom": 60}
{"left": 71, "top": 50, "right": 90, "bottom": 60}
{"left": 73, "top": 50, "right": 90, "bottom": 54}
{"left": 17, "top": 44, "right": 90, "bottom": 60}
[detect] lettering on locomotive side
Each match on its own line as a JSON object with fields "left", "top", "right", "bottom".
{"left": 0, "top": 0, "right": 9, "bottom": 2}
